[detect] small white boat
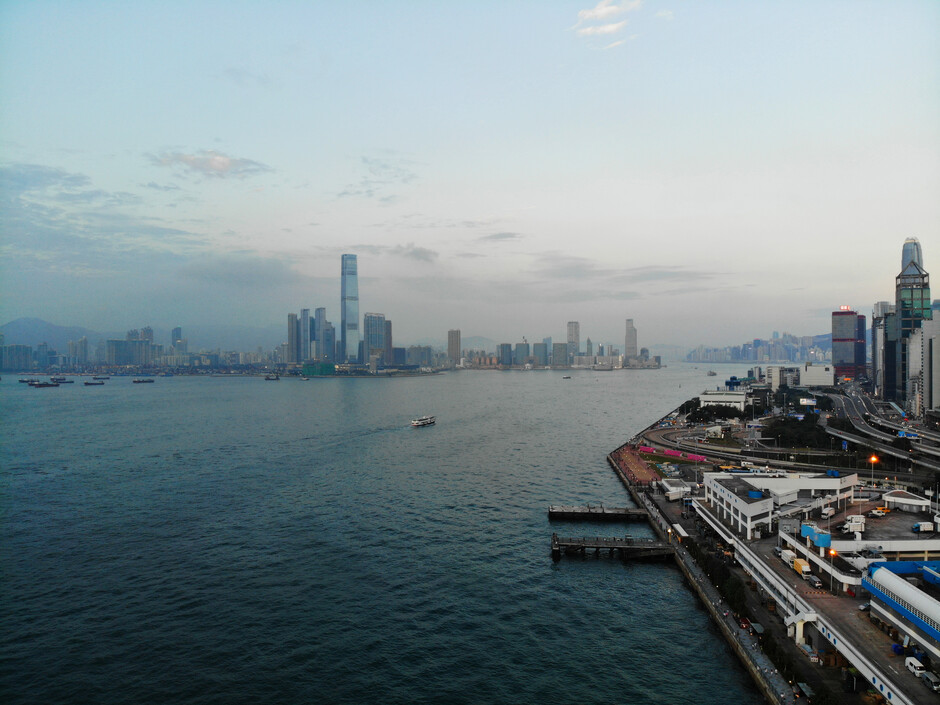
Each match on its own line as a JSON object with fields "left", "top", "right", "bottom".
{"left": 411, "top": 415, "right": 436, "bottom": 427}
{"left": 562, "top": 375, "right": 571, "bottom": 379}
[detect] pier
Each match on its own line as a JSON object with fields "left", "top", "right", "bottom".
{"left": 550, "top": 533, "right": 674, "bottom": 561}
{"left": 548, "top": 504, "right": 649, "bottom": 522}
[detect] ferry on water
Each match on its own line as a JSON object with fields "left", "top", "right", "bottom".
{"left": 133, "top": 378, "right": 155, "bottom": 384}
{"left": 411, "top": 415, "right": 436, "bottom": 427}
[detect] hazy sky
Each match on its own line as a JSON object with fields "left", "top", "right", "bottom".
{"left": 2, "top": 1, "right": 938, "bottom": 348}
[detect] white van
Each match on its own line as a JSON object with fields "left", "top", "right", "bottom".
{"left": 923, "top": 671, "right": 940, "bottom": 692}
{"left": 906, "top": 657, "right": 925, "bottom": 676}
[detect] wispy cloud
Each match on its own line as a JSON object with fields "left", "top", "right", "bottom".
{"left": 151, "top": 150, "right": 272, "bottom": 179}
{"left": 577, "top": 21, "right": 627, "bottom": 36}
{"left": 478, "top": 231, "right": 524, "bottom": 242}
{"left": 656, "top": 10, "right": 674, "bottom": 20}
{"left": 338, "top": 154, "right": 419, "bottom": 200}
{"left": 142, "top": 181, "right": 181, "bottom": 192}
{"left": 178, "top": 255, "right": 308, "bottom": 289}
{"left": 577, "top": 0, "right": 641, "bottom": 23}
{"left": 350, "top": 242, "right": 439, "bottom": 262}
{"left": 220, "top": 67, "right": 272, "bottom": 88}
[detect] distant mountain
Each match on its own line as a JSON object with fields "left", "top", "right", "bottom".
{"left": 0, "top": 318, "right": 284, "bottom": 352}
{"left": 0, "top": 318, "right": 104, "bottom": 351}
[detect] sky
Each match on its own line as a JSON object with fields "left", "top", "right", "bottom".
{"left": 1, "top": 0, "right": 938, "bottom": 350}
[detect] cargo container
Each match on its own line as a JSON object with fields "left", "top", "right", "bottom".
{"left": 793, "top": 558, "right": 811, "bottom": 578}
{"left": 912, "top": 522, "right": 934, "bottom": 533}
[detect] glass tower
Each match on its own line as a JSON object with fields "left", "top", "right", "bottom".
{"left": 341, "top": 254, "right": 360, "bottom": 363}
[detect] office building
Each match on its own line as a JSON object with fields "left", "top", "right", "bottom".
{"left": 300, "top": 308, "right": 311, "bottom": 361}
{"left": 893, "top": 238, "right": 931, "bottom": 403}
{"left": 552, "top": 342, "right": 569, "bottom": 368}
{"left": 624, "top": 319, "right": 638, "bottom": 359}
{"left": 384, "top": 320, "right": 394, "bottom": 364}
{"left": 566, "top": 322, "right": 580, "bottom": 361}
{"left": 514, "top": 342, "right": 530, "bottom": 366}
{"left": 831, "top": 307, "right": 866, "bottom": 380}
{"left": 341, "top": 254, "right": 360, "bottom": 363}
{"left": 287, "top": 313, "right": 300, "bottom": 364}
{"left": 447, "top": 329, "right": 461, "bottom": 367}
{"left": 871, "top": 301, "right": 894, "bottom": 397}
{"left": 533, "top": 342, "right": 548, "bottom": 367}
{"left": 363, "top": 313, "right": 387, "bottom": 364}
{"left": 497, "top": 343, "right": 513, "bottom": 367}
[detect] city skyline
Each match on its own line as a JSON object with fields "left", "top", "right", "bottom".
{"left": 1, "top": 3, "right": 938, "bottom": 347}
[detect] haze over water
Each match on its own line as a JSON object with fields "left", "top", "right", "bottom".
{"left": 1, "top": 365, "right": 761, "bottom": 704}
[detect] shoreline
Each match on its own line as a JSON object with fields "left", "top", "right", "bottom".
{"left": 608, "top": 412, "right": 794, "bottom": 705}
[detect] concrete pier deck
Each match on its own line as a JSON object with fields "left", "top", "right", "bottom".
{"left": 547, "top": 505, "right": 649, "bottom": 521}
{"left": 550, "top": 533, "right": 674, "bottom": 561}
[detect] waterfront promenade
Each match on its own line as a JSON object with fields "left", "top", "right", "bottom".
{"left": 608, "top": 443, "right": 797, "bottom": 705}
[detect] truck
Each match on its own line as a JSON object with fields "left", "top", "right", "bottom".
{"left": 793, "top": 558, "right": 812, "bottom": 579}
{"left": 912, "top": 522, "right": 934, "bottom": 533}
{"left": 821, "top": 507, "right": 836, "bottom": 519}
{"left": 842, "top": 521, "right": 864, "bottom": 533}
{"left": 780, "top": 549, "right": 797, "bottom": 566}
{"left": 846, "top": 515, "right": 866, "bottom": 523}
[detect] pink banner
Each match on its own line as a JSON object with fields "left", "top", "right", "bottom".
{"left": 687, "top": 454, "right": 707, "bottom": 462}
{"left": 664, "top": 449, "right": 683, "bottom": 457}
{"left": 638, "top": 446, "right": 656, "bottom": 453}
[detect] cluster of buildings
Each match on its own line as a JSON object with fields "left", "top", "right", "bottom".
{"left": 461, "top": 319, "right": 659, "bottom": 370}
{"left": 833, "top": 238, "right": 939, "bottom": 421}
{"left": 686, "top": 332, "right": 831, "bottom": 365}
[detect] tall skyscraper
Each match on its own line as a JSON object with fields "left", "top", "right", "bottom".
{"left": 552, "top": 342, "right": 569, "bottom": 368}
{"left": 893, "top": 240, "right": 931, "bottom": 402}
{"left": 871, "top": 301, "right": 894, "bottom": 398}
{"left": 447, "top": 329, "right": 461, "bottom": 366}
{"left": 171, "top": 327, "right": 182, "bottom": 345}
{"left": 287, "top": 313, "right": 299, "bottom": 364}
{"left": 384, "top": 320, "right": 394, "bottom": 364}
{"left": 624, "top": 319, "right": 638, "bottom": 359}
{"left": 300, "top": 308, "right": 311, "bottom": 361}
{"left": 341, "top": 254, "right": 360, "bottom": 363}
{"left": 902, "top": 237, "right": 923, "bottom": 270}
{"left": 314, "top": 308, "right": 327, "bottom": 359}
{"left": 566, "top": 322, "right": 580, "bottom": 361}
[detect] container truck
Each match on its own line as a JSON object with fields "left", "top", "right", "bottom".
{"left": 780, "top": 549, "right": 796, "bottom": 566}
{"left": 821, "top": 507, "right": 836, "bottom": 519}
{"left": 793, "top": 558, "right": 811, "bottom": 578}
{"left": 912, "top": 522, "right": 934, "bottom": 533}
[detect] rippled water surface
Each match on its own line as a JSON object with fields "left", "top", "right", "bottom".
{"left": 1, "top": 365, "right": 762, "bottom": 704}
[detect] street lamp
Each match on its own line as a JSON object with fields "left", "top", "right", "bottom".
{"left": 829, "top": 549, "right": 837, "bottom": 591}
{"left": 869, "top": 455, "right": 879, "bottom": 488}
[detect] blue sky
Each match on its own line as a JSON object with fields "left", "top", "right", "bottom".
{"left": 1, "top": 1, "right": 938, "bottom": 349}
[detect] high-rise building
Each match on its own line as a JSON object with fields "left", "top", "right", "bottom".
{"left": 384, "top": 320, "right": 394, "bottom": 364}
{"left": 566, "top": 322, "right": 580, "bottom": 361}
{"left": 447, "top": 329, "right": 461, "bottom": 366}
{"left": 624, "top": 319, "right": 638, "bottom": 359}
{"left": 552, "top": 342, "right": 569, "bottom": 368}
{"left": 497, "top": 343, "right": 513, "bottom": 367}
{"left": 902, "top": 237, "right": 923, "bottom": 270}
{"left": 514, "top": 342, "right": 530, "bottom": 365}
{"left": 287, "top": 313, "right": 300, "bottom": 364}
{"left": 341, "top": 254, "right": 360, "bottom": 363}
{"left": 871, "top": 301, "right": 894, "bottom": 398}
{"left": 314, "top": 308, "right": 327, "bottom": 360}
{"left": 321, "top": 322, "right": 336, "bottom": 362}
{"left": 363, "top": 313, "right": 386, "bottom": 363}
{"left": 533, "top": 342, "right": 548, "bottom": 366}
{"left": 171, "top": 327, "right": 182, "bottom": 346}
{"left": 585, "top": 338, "right": 593, "bottom": 357}
{"left": 893, "top": 239, "right": 931, "bottom": 403}
{"left": 832, "top": 307, "right": 865, "bottom": 380}
{"left": 300, "top": 308, "right": 311, "bottom": 361}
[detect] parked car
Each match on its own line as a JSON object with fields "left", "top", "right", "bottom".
{"left": 858, "top": 602, "right": 870, "bottom": 611}
{"left": 869, "top": 509, "right": 886, "bottom": 518}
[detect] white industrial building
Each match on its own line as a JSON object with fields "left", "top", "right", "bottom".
{"left": 699, "top": 390, "right": 747, "bottom": 412}
{"left": 799, "top": 362, "right": 834, "bottom": 387}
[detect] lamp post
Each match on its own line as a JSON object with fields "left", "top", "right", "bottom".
{"left": 829, "top": 549, "right": 837, "bottom": 591}
{"left": 869, "top": 455, "right": 879, "bottom": 488}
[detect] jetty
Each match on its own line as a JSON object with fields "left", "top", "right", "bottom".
{"left": 551, "top": 533, "right": 674, "bottom": 561}
{"left": 548, "top": 504, "right": 649, "bottom": 522}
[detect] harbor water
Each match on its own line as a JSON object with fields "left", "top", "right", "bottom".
{"left": 0, "top": 364, "right": 762, "bottom": 704}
